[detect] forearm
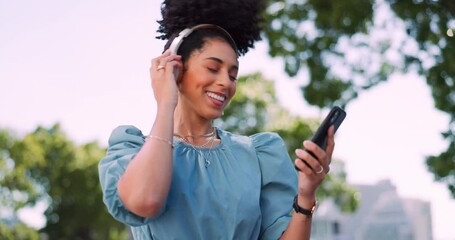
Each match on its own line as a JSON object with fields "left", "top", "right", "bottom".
{"left": 280, "top": 196, "right": 316, "bottom": 240}
{"left": 117, "top": 105, "right": 175, "bottom": 217}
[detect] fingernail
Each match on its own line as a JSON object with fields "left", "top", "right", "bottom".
{"left": 303, "top": 141, "right": 310, "bottom": 147}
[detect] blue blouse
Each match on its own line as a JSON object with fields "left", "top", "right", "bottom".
{"left": 98, "top": 125, "right": 298, "bottom": 240}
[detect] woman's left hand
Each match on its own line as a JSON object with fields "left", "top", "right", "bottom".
{"left": 294, "top": 126, "right": 335, "bottom": 200}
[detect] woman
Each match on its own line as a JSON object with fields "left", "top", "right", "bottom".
{"left": 99, "top": 0, "right": 334, "bottom": 239}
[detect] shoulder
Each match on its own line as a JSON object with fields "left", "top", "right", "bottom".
{"left": 109, "top": 125, "right": 144, "bottom": 143}
{"left": 249, "top": 132, "right": 292, "bottom": 170}
{"left": 107, "top": 125, "right": 145, "bottom": 149}
{"left": 217, "top": 128, "right": 285, "bottom": 151}
{"left": 250, "top": 132, "right": 285, "bottom": 149}
{"left": 217, "top": 128, "right": 253, "bottom": 147}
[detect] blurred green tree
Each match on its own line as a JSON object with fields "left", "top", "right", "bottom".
{"left": 0, "top": 125, "right": 128, "bottom": 240}
{"left": 0, "top": 223, "right": 41, "bottom": 240}
{"left": 216, "top": 73, "right": 359, "bottom": 212}
{"left": 262, "top": 0, "right": 455, "bottom": 197}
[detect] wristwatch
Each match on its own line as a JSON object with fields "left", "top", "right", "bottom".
{"left": 293, "top": 195, "right": 317, "bottom": 217}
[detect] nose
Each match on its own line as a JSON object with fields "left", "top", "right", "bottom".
{"left": 216, "top": 70, "right": 231, "bottom": 87}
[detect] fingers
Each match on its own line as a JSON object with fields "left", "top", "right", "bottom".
{"left": 295, "top": 148, "right": 329, "bottom": 175}
{"left": 303, "top": 141, "right": 328, "bottom": 167}
{"left": 326, "top": 125, "right": 335, "bottom": 163}
{"left": 295, "top": 126, "right": 336, "bottom": 198}
{"left": 294, "top": 131, "right": 336, "bottom": 174}
{"left": 151, "top": 50, "right": 170, "bottom": 72}
{"left": 149, "top": 50, "right": 182, "bottom": 107}
{"left": 150, "top": 50, "right": 182, "bottom": 76}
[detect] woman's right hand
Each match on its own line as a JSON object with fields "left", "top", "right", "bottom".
{"left": 150, "top": 50, "right": 183, "bottom": 108}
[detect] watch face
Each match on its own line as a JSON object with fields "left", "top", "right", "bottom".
{"left": 311, "top": 201, "right": 318, "bottom": 214}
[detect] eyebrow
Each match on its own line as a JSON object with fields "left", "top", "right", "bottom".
{"left": 204, "top": 57, "right": 239, "bottom": 71}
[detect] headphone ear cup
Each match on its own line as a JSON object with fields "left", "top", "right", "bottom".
{"left": 175, "top": 61, "right": 186, "bottom": 84}
{"left": 174, "top": 68, "right": 181, "bottom": 82}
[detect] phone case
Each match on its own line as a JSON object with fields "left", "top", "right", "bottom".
{"left": 311, "top": 106, "right": 346, "bottom": 150}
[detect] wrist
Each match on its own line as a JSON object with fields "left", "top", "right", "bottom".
{"left": 293, "top": 195, "right": 317, "bottom": 217}
{"left": 297, "top": 195, "right": 316, "bottom": 209}
{"left": 157, "top": 102, "right": 177, "bottom": 111}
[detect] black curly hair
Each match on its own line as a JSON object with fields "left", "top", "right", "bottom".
{"left": 156, "top": 0, "right": 265, "bottom": 56}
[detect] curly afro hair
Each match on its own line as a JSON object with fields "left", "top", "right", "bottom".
{"left": 156, "top": 0, "right": 265, "bottom": 56}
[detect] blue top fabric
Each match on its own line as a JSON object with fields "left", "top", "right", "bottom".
{"left": 99, "top": 125, "right": 298, "bottom": 240}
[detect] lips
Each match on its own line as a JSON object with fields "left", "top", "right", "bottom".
{"left": 206, "top": 91, "right": 226, "bottom": 102}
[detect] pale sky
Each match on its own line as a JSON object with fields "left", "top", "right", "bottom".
{"left": 1, "top": 1, "right": 454, "bottom": 239}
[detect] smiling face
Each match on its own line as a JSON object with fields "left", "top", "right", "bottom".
{"left": 177, "top": 38, "right": 239, "bottom": 121}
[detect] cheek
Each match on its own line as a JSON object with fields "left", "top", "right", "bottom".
{"left": 229, "top": 83, "right": 237, "bottom": 98}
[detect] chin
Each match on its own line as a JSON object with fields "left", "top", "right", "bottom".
{"left": 207, "top": 111, "right": 223, "bottom": 120}
{"left": 210, "top": 113, "right": 222, "bottom": 120}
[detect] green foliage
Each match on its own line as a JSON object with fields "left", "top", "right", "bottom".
{"left": 0, "top": 129, "right": 42, "bottom": 212}
{"left": 0, "top": 125, "right": 128, "bottom": 240}
{"left": 401, "top": 0, "right": 455, "bottom": 193}
{"left": 218, "top": 73, "right": 275, "bottom": 135}
{"left": 263, "top": 0, "right": 455, "bottom": 198}
{"left": 0, "top": 223, "right": 41, "bottom": 240}
{"left": 426, "top": 140, "right": 455, "bottom": 197}
{"left": 216, "top": 73, "right": 359, "bottom": 212}
{"left": 263, "top": 0, "right": 375, "bottom": 107}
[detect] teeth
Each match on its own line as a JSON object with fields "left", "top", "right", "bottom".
{"left": 207, "top": 92, "right": 225, "bottom": 102}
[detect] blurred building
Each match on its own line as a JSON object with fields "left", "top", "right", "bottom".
{"left": 311, "top": 179, "right": 433, "bottom": 240}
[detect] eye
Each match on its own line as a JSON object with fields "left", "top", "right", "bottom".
{"left": 229, "top": 75, "right": 238, "bottom": 81}
{"left": 207, "top": 67, "right": 218, "bottom": 73}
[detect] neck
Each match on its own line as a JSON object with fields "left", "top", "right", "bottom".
{"left": 173, "top": 108, "right": 214, "bottom": 138}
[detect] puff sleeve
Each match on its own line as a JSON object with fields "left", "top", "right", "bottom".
{"left": 252, "top": 132, "right": 298, "bottom": 240}
{"left": 98, "top": 125, "right": 151, "bottom": 226}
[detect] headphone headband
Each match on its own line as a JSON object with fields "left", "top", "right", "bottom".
{"left": 168, "top": 24, "right": 238, "bottom": 55}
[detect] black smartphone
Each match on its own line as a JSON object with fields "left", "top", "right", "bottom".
{"left": 310, "top": 106, "right": 346, "bottom": 150}
{"left": 296, "top": 106, "right": 346, "bottom": 171}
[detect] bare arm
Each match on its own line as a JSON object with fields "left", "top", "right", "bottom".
{"left": 280, "top": 126, "right": 335, "bottom": 239}
{"left": 279, "top": 196, "right": 316, "bottom": 239}
{"left": 117, "top": 51, "right": 182, "bottom": 218}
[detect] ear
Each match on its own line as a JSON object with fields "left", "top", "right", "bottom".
{"left": 176, "top": 69, "right": 184, "bottom": 83}
{"left": 177, "top": 74, "right": 184, "bottom": 91}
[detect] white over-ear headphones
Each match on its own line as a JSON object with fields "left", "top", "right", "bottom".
{"left": 168, "top": 24, "right": 237, "bottom": 55}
